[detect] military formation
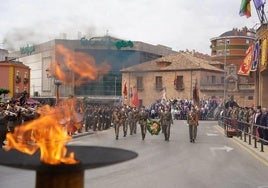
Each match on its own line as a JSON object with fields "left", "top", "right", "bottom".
{"left": 0, "top": 100, "right": 39, "bottom": 146}
{"left": 0, "top": 97, "right": 202, "bottom": 146}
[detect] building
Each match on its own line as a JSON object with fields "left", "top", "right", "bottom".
{"left": 210, "top": 27, "right": 256, "bottom": 107}
{"left": 255, "top": 23, "right": 268, "bottom": 107}
{"left": 9, "top": 36, "right": 176, "bottom": 103}
{"left": 0, "top": 58, "right": 31, "bottom": 98}
{"left": 121, "top": 52, "right": 224, "bottom": 107}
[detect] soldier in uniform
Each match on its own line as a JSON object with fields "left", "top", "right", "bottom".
{"left": 112, "top": 107, "right": 120, "bottom": 140}
{"left": 187, "top": 106, "right": 199, "bottom": 143}
{"left": 133, "top": 107, "right": 139, "bottom": 134}
{"left": 119, "top": 106, "right": 128, "bottom": 137}
{"left": 138, "top": 106, "right": 149, "bottom": 140}
{"left": 159, "top": 106, "right": 173, "bottom": 141}
{"left": 0, "top": 103, "right": 7, "bottom": 146}
{"left": 127, "top": 107, "right": 135, "bottom": 135}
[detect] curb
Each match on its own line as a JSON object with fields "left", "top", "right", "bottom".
{"left": 72, "top": 131, "right": 94, "bottom": 139}
{"left": 215, "top": 125, "right": 268, "bottom": 166}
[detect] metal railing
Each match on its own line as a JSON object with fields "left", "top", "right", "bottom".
{"left": 218, "top": 117, "right": 268, "bottom": 152}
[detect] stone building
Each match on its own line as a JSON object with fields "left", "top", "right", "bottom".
{"left": 0, "top": 58, "right": 31, "bottom": 98}
{"left": 210, "top": 27, "right": 256, "bottom": 107}
{"left": 121, "top": 52, "right": 224, "bottom": 107}
{"left": 9, "top": 36, "right": 175, "bottom": 103}
{"left": 255, "top": 23, "right": 268, "bottom": 107}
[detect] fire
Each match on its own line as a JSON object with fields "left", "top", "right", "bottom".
{"left": 49, "top": 44, "right": 111, "bottom": 86}
{"left": 4, "top": 103, "right": 78, "bottom": 165}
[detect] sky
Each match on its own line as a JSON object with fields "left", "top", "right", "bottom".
{"left": 0, "top": 0, "right": 266, "bottom": 54}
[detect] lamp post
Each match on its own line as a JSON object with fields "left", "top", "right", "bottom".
{"left": 223, "top": 37, "right": 227, "bottom": 105}
{"left": 114, "top": 76, "right": 117, "bottom": 97}
{"left": 46, "top": 68, "right": 62, "bottom": 105}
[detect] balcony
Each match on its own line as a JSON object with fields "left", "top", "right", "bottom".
{"left": 238, "top": 83, "right": 255, "bottom": 91}
{"left": 200, "top": 83, "right": 224, "bottom": 91}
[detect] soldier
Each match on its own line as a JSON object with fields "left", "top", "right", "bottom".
{"left": 112, "top": 107, "right": 120, "bottom": 140}
{"left": 133, "top": 107, "right": 139, "bottom": 134}
{"left": 118, "top": 106, "right": 128, "bottom": 137}
{"left": 159, "top": 106, "right": 173, "bottom": 141}
{"left": 0, "top": 103, "right": 7, "bottom": 146}
{"left": 127, "top": 107, "right": 135, "bottom": 135}
{"left": 187, "top": 106, "right": 199, "bottom": 143}
{"left": 138, "top": 106, "right": 149, "bottom": 140}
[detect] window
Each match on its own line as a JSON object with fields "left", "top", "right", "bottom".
{"left": 175, "top": 76, "right": 184, "bottom": 89}
{"left": 226, "top": 49, "right": 230, "bottom": 55}
{"left": 137, "top": 77, "right": 143, "bottom": 90}
{"left": 155, "top": 76, "right": 162, "bottom": 89}
{"left": 217, "top": 50, "right": 222, "bottom": 56}
{"left": 211, "top": 76, "right": 216, "bottom": 84}
{"left": 221, "top": 76, "right": 224, "bottom": 84}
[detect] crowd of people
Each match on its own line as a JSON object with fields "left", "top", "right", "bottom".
{"left": 0, "top": 93, "right": 230, "bottom": 146}
{"left": 220, "top": 105, "right": 268, "bottom": 145}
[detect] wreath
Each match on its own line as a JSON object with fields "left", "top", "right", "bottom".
{"left": 146, "top": 119, "right": 161, "bottom": 135}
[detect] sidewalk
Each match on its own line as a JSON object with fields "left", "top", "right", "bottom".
{"left": 216, "top": 125, "right": 268, "bottom": 166}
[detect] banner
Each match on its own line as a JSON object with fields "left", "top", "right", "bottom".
{"left": 251, "top": 42, "right": 259, "bottom": 71}
{"left": 238, "top": 44, "right": 254, "bottom": 75}
{"left": 260, "top": 38, "right": 267, "bottom": 72}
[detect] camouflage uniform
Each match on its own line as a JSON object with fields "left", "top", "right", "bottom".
{"left": 187, "top": 107, "right": 199, "bottom": 143}
{"left": 138, "top": 106, "right": 149, "bottom": 140}
{"left": 119, "top": 107, "right": 128, "bottom": 137}
{"left": 112, "top": 108, "right": 120, "bottom": 140}
{"left": 159, "top": 107, "right": 173, "bottom": 141}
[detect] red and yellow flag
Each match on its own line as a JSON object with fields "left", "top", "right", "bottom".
{"left": 238, "top": 44, "right": 254, "bottom": 75}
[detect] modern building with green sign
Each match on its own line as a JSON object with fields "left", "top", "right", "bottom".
{"left": 10, "top": 36, "right": 175, "bottom": 103}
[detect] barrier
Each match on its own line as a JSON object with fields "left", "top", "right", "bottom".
{"left": 218, "top": 117, "right": 268, "bottom": 152}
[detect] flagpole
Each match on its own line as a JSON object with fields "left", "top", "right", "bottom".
{"left": 223, "top": 37, "right": 227, "bottom": 106}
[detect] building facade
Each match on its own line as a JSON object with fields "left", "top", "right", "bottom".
{"left": 0, "top": 59, "right": 31, "bottom": 98}
{"left": 9, "top": 36, "right": 175, "bottom": 103}
{"left": 255, "top": 23, "right": 268, "bottom": 107}
{"left": 121, "top": 52, "right": 224, "bottom": 107}
{"left": 210, "top": 27, "right": 256, "bottom": 107}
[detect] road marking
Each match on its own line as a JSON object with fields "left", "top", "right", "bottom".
{"left": 207, "top": 133, "right": 219, "bottom": 136}
{"left": 210, "top": 146, "right": 234, "bottom": 152}
{"left": 214, "top": 125, "right": 268, "bottom": 167}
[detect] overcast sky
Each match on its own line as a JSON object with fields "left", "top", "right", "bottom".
{"left": 0, "top": 0, "right": 266, "bottom": 54}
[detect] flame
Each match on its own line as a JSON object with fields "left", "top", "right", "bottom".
{"left": 48, "top": 44, "right": 111, "bottom": 86}
{"left": 4, "top": 102, "right": 79, "bottom": 165}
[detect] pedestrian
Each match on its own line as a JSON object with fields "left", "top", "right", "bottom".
{"left": 159, "top": 106, "right": 173, "bottom": 141}
{"left": 138, "top": 106, "right": 149, "bottom": 140}
{"left": 187, "top": 106, "right": 199, "bottom": 143}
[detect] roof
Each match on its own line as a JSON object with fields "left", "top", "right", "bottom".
{"left": 121, "top": 52, "right": 223, "bottom": 73}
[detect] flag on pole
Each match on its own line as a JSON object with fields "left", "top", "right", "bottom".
{"left": 174, "top": 72, "right": 177, "bottom": 86}
{"left": 193, "top": 81, "right": 199, "bottom": 106}
{"left": 239, "top": 0, "right": 251, "bottom": 18}
{"left": 131, "top": 86, "right": 139, "bottom": 107}
{"left": 253, "top": 0, "right": 264, "bottom": 10}
{"left": 123, "top": 80, "right": 127, "bottom": 97}
{"left": 251, "top": 42, "right": 259, "bottom": 71}
{"left": 238, "top": 44, "right": 254, "bottom": 75}
{"left": 260, "top": 38, "right": 267, "bottom": 71}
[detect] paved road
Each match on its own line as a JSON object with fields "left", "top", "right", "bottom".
{"left": 0, "top": 120, "right": 268, "bottom": 188}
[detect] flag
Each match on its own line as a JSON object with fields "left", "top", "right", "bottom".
{"left": 251, "top": 42, "right": 259, "bottom": 71}
{"left": 174, "top": 72, "right": 177, "bottom": 86}
{"left": 193, "top": 81, "right": 199, "bottom": 106}
{"left": 239, "top": 0, "right": 251, "bottom": 18}
{"left": 260, "top": 38, "right": 267, "bottom": 72}
{"left": 123, "top": 80, "right": 127, "bottom": 96}
{"left": 253, "top": 0, "right": 264, "bottom": 10}
{"left": 238, "top": 44, "right": 254, "bottom": 75}
{"left": 131, "top": 86, "right": 139, "bottom": 107}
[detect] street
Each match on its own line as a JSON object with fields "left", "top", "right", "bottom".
{"left": 0, "top": 120, "right": 268, "bottom": 188}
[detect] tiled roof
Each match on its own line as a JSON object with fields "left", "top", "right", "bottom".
{"left": 121, "top": 52, "right": 223, "bottom": 72}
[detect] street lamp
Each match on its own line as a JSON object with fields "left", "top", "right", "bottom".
{"left": 46, "top": 68, "right": 62, "bottom": 105}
